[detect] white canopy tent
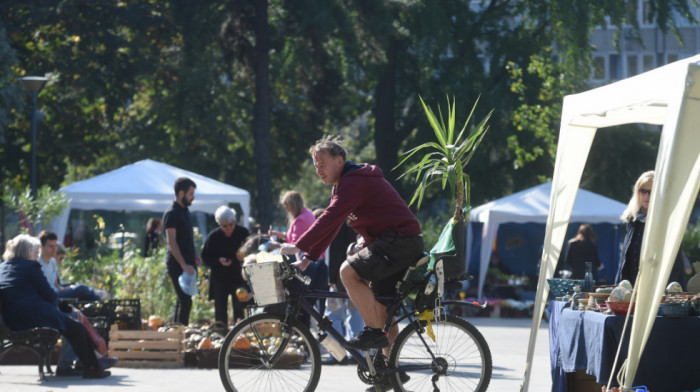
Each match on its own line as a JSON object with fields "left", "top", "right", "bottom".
{"left": 51, "top": 159, "right": 251, "bottom": 242}
{"left": 521, "top": 55, "right": 700, "bottom": 391}
{"left": 466, "top": 182, "right": 627, "bottom": 299}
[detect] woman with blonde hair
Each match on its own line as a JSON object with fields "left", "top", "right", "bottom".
{"left": 269, "top": 191, "right": 315, "bottom": 244}
{"left": 615, "top": 171, "right": 686, "bottom": 288}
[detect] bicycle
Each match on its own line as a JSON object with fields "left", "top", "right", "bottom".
{"left": 218, "top": 254, "right": 492, "bottom": 392}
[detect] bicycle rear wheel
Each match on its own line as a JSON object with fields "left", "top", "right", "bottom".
{"left": 388, "top": 314, "right": 492, "bottom": 392}
{"left": 218, "top": 313, "right": 321, "bottom": 392}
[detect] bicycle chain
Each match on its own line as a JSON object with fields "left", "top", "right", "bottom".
{"left": 357, "top": 354, "right": 389, "bottom": 385}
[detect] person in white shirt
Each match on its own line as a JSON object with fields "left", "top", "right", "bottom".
{"left": 38, "top": 231, "right": 101, "bottom": 301}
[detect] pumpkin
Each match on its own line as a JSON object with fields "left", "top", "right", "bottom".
{"left": 198, "top": 337, "right": 214, "bottom": 350}
{"left": 232, "top": 335, "right": 251, "bottom": 350}
{"left": 236, "top": 288, "right": 249, "bottom": 300}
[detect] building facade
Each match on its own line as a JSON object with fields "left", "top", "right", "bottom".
{"left": 590, "top": 0, "right": 700, "bottom": 84}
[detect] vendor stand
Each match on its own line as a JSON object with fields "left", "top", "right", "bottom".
{"left": 523, "top": 55, "right": 700, "bottom": 392}
{"left": 550, "top": 301, "right": 700, "bottom": 392}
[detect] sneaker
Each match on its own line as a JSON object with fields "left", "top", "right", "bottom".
{"left": 98, "top": 356, "right": 118, "bottom": 369}
{"left": 365, "top": 372, "right": 410, "bottom": 392}
{"left": 55, "top": 367, "right": 81, "bottom": 377}
{"left": 346, "top": 327, "right": 389, "bottom": 350}
{"left": 82, "top": 367, "right": 111, "bottom": 379}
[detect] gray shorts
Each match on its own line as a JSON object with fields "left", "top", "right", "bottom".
{"left": 347, "top": 232, "right": 423, "bottom": 298}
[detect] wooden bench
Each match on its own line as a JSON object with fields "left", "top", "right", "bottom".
{"left": 0, "top": 300, "right": 60, "bottom": 381}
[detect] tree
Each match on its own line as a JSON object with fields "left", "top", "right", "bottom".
{"left": 503, "top": 0, "right": 696, "bottom": 199}
{"left": 2, "top": 0, "right": 696, "bottom": 232}
{"left": 2, "top": 185, "right": 68, "bottom": 235}
{"left": 344, "top": 0, "right": 698, "bottom": 206}
{"left": 1, "top": 0, "right": 175, "bottom": 188}
{"left": 251, "top": 0, "right": 273, "bottom": 228}
{"left": 220, "top": 0, "right": 366, "bottom": 227}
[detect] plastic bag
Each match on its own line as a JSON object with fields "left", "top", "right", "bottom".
{"left": 73, "top": 307, "right": 108, "bottom": 355}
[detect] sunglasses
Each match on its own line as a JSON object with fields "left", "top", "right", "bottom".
{"left": 220, "top": 223, "right": 234, "bottom": 228}
{"left": 637, "top": 188, "right": 651, "bottom": 196}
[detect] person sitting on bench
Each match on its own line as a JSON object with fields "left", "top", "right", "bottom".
{"left": 0, "top": 234, "right": 110, "bottom": 379}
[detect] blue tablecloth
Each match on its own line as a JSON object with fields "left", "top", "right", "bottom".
{"left": 549, "top": 300, "right": 570, "bottom": 392}
{"left": 556, "top": 308, "right": 700, "bottom": 391}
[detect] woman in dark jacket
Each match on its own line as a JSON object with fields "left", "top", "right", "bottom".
{"left": 201, "top": 206, "right": 250, "bottom": 327}
{"left": 144, "top": 217, "right": 163, "bottom": 257}
{"left": 564, "top": 224, "right": 603, "bottom": 280}
{"left": 615, "top": 171, "right": 686, "bottom": 288}
{"left": 0, "top": 234, "right": 110, "bottom": 379}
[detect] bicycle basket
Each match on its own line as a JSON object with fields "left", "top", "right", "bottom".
{"left": 244, "top": 261, "right": 286, "bottom": 306}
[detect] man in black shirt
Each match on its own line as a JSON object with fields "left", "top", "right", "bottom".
{"left": 163, "top": 177, "right": 202, "bottom": 325}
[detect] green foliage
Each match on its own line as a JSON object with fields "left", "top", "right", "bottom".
{"left": 61, "top": 235, "right": 214, "bottom": 323}
{"left": 396, "top": 96, "right": 491, "bottom": 221}
{"left": 506, "top": 52, "right": 583, "bottom": 169}
{"left": 2, "top": 185, "right": 68, "bottom": 234}
{"left": 582, "top": 124, "right": 660, "bottom": 202}
{"left": 0, "top": 25, "right": 22, "bottom": 142}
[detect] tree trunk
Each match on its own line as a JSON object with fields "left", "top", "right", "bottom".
{"left": 252, "top": 0, "right": 273, "bottom": 229}
{"left": 454, "top": 174, "right": 464, "bottom": 222}
{"left": 373, "top": 38, "right": 400, "bottom": 189}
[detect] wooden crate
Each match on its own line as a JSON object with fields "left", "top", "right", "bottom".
{"left": 108, "top": 324, "right": 184, "bottom": 368}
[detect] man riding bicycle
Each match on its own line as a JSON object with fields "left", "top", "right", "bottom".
{"left": 281, "top": 135, "right": 423, "bottom": 359}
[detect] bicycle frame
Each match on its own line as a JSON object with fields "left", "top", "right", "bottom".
{"left": 272, "top": 278, "right": 448, "bottom": 377}
{"left": 246, "top": 258, "right": 487, "bottom": 378}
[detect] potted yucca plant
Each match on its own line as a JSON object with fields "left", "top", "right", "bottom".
{"left": 396, "top": 96, "right": 491, "bottom": 280}
{"left": 396, "top": 96, "right": 491, "bottom": 222}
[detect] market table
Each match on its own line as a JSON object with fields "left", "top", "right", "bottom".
{"left": 553, "top": 306, "right": 700, "bottom": 391}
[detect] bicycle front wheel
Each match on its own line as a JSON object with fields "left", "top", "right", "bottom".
{"left": 388, "top": 314, "right": 492, "bottom": 392}
{"left": 218, "top": 313, "right": 321, "bottom": 392}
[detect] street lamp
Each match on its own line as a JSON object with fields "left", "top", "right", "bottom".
{"left": 18, "top": 76, "right": 48, "bottom": 198}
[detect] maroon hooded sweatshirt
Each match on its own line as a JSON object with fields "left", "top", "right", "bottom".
{"left": 295, "top": 162, "right": 421, "bottom": 261}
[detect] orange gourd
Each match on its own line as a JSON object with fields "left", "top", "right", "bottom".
{"left": 232, "top": 335, "right": 251, "bottom": 350}
{"left": 198, "top": 337, "right": 214, "bottom": 349}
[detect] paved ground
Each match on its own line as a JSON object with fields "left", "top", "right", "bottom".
{"left": 0, "top": 317, "right": 552, "bottom": 391}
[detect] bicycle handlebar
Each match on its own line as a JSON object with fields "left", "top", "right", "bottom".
{"left": 279, "top": 255, "right": 312, "bottom": 286}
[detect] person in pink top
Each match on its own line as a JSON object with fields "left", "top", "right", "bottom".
{"left": 270, "top": 191, "right": 328, "bottom": 328}
{"left": 269, "top": 191, "right": 315, "bottom": 244}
